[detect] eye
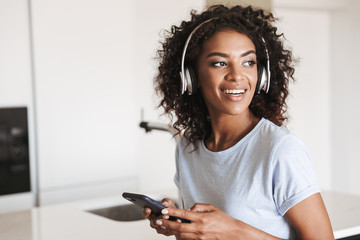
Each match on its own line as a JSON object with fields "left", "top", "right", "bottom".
{"left": 211, "top": 61, "right": 227, "bottom": 67}
{"left": 243, "top": 60, "right": 256, "bottom": 67}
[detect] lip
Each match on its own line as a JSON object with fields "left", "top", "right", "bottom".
{"left": 221, "top": 85, "right": 247, "bottom": 91}
{"left": 220, "top": 88, "right": 247, "bottom": 101}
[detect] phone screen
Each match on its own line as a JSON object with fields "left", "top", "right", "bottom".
{"left": 122, "top": 192, "right": 190, "bottom": 223}
{"left": 122, "top": 192, "right": 165, "bottom": 216}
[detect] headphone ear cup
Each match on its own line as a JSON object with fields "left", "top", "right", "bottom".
{"left": 184, "top": 66, "right": 197, "bottom": 95}
{"left": 188, "top": 67, "right": 197, "bottom": 95}
{"left": 256, "top": 65, "right": 264, "bottom": 94}
{"left": 256, "top": 65, "right": 269, "bottom": 94}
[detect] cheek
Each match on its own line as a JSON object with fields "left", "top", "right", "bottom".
{"left": 197, "top": 75, "right": 219, "bottom": 102}
{"left": 246, "top": 70, "right": 258, "bottom": 90}
{"left": 197, "top": 68, "right": 221, "bottom": 89}
{"left": 196, "top": 69, "right": 209, "bottom": 88}
{"left": 198, "top": 77, "right": 220, "bottom": 99}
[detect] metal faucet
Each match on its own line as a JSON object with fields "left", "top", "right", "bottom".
{"left": 139, "top": 109, "right": 180, "bottom": 141}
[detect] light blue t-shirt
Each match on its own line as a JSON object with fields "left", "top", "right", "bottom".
{"left": 174, "top": 118, "right": 320, "bottom": 239}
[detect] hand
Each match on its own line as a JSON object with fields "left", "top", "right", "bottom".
{"left": 155, "top": 203, "right": 244, "bottom": 240}
{"left": 142, "top": 198, "right": 179, "bottom": 237}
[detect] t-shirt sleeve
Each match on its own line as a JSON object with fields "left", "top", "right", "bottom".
{"left": 272, "top": 134, "right": 321, "bottom": 216}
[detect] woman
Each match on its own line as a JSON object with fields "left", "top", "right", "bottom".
{"left": 144, "top": 4, "right": 334, "bottom": 239}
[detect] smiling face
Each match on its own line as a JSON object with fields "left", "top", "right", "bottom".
{"left": 196, "top": 29, "right": 258, "bottom": 119}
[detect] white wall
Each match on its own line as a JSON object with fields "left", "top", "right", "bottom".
{"left": 31, "top": 0, "right": 205, "bottom": 204}
{"left": 274, "top": 0, "right": 360, "bottom": 196}
{"left": 31, "top": 0, "right": 139, "bottom": 204}
{"left": 273, "top": 7, "right": 332, "bottom": 190}
{"left": 206, "top": 0, "right": 271, "bottom": 10}
{"left": 0, "top": 0, "right": 36, "bottom": 212}
{"left": 132, "top": 0, "right": 205, "bottom": 193}
{"left": 0, "top": 0, "right": 205, "bottom": 212}
{"left": 330, "top": 0, "right": 360, "bottom": 196}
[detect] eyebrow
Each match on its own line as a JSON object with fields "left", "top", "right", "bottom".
{"left": 206, "top": 50, "right": 256, "bottom": 58}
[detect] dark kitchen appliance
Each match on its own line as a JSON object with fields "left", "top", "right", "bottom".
{"left": 0, "top": 107, "right": 31, "bottom": 195}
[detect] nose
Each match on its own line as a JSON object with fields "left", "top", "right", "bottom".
{"left": 225, "top": 65, "right": 245, "bottom": 82}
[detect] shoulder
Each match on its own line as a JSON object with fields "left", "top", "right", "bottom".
{"left": 255, "top": 119, "right": 311, "bottom": 167}
{"left": 258, "top": 118, "right": 290, "bottom": 140}
{"left": 265, "top": 122, "right": 317, "bottom": 194}
{"left": 271, "top": 133, "right": 310, "bottom": 164}
{"left": 176, "top": 135, "right": 198, "bottom": 155}
{"left": 253, "top": 119, "right": 296, "bottom": 154}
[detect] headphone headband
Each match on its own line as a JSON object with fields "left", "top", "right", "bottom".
{"left": 259, "top": 37, "right": 271, "bottom": 94}
{"left": 180, "top": 18, "right": 216, "bottom": 95}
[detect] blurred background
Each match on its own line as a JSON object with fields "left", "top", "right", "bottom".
{"left": 0, "top": 0, "right": 359, "bottom": 214}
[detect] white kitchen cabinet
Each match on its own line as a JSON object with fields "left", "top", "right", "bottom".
{"left": 1, "top": 0, "right": 204, "bottom": 211}
{"left": 29, "top": 0, "right": 204, "bottom": 205}
{"left": 31, "top": 0, "right": 139, "bottom": 205}
{"left": 0, "top": 0, "right": 36, "bottom": 213}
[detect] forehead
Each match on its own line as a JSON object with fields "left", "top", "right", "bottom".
{"left": 201, "top": 29, "right": 256, "bottom": 55}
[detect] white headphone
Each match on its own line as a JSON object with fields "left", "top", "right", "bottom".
{"left": 179, "top": 18, "right": 271, "bottom": 95}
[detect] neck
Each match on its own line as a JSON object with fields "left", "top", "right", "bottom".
{"left": 205, "top": 110, "right": 260, "bottom": 152}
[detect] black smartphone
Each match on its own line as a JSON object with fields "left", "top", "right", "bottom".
{"left": 122, "top": 192, "right": 190, "bottom": 223}
{"left": 122, "top": 192, "right": 165, "bottom": 216}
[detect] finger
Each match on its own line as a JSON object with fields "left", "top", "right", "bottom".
{"left": 162, "top": 208, "right": 200, "bottom": 222}
{"left": 153, "top": 219, "right": 179, "bottom": 236}
{"left": 149, "top": 218, "right": 157, "bottom": 228}
{"left": 161, "top": 198, "right": 176, "bottom": 208}
{"left": 190, "top": 203, "right": 214, "bottom": 213}
{"left": 150, "top": 216, "right": 165, "bottom": 229}
{"left": 142, "top": 208, "right": 151, "bottom": 219}
{"left": 158, "top": 218, "right": 194, "bottom": 234}
{"left": 151, "top": 223, "right": 174, "bottom": 236}
{"left": 175, "top": 232, "right": 198, "bottom": 240}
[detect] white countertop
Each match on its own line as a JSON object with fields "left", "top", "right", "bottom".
{"left": 0, "top": 191, "right": 359, "bottom": 240}
{"left": 0, "top": 190, "right": 177, "bottom": 240}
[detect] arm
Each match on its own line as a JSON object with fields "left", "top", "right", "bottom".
{"left": 158, "top": 204, "right": 285, "bottom": 240}
{"left": 157, "top": 194, "right": 334, "bottom": 240}
{"left": 285, "top": 193, "right": 334, "bottom": 239}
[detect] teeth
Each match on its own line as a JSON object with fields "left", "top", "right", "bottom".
{"left": 222, "top": 89, "right": 245, "bottom": 95}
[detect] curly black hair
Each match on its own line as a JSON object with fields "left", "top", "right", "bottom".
{"left": 154, "top": 4, "right": 295, "bottom": 145}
